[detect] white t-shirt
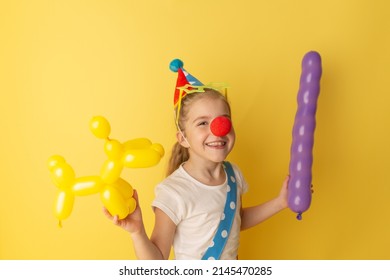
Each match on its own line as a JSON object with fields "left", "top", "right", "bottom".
{"left": 152, "top": 162, "right": 248, "bottom": 260}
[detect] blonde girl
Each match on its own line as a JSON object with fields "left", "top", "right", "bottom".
{"left": 104, "top": 60, "right": 289, "bottom": 260}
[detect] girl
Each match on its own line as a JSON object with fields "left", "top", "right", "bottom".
{"left": 104, "top": 60, "right": 289, "bottom": 260}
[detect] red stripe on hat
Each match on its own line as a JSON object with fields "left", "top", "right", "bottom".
{"left": 173, "top": 68, "right": 192, "bottom": 106}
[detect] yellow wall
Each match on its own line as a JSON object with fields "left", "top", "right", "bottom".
{"left": 1, "top": 0, "right": 389, "bottom": 260}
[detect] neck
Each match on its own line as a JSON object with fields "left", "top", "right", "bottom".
{"left": 182, "top": 159, "right": 226, "bottom": 186}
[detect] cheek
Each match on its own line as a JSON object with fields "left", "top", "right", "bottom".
{"left": 229, "top": 126, "right": 236, "bottom": 138}
{"left": 227, "top": 128, "right": 236, "bottom": 144}
{"left": 188, "top": 128, "right": 208, "bottom": 142}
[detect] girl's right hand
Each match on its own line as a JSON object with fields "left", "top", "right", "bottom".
{"left": 103, "top": 189, "right": 144, "bottom": 235}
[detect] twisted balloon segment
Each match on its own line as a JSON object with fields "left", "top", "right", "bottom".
{"left": 288, "top": 51, "right": 322, "bottom": 220}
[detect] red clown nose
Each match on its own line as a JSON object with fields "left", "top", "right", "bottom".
{"left": 210, "top": 116, "right": 232, "bottom": 137}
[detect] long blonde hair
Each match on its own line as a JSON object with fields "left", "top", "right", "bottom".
{"left": 166, "top": 88, "right": 231, "bottom": 176}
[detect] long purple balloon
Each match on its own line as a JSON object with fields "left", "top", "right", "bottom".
{"left": 288, "top": 51, "right": 322, "bottom": 220}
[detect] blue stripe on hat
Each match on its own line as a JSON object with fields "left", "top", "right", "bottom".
{"left": 182, "top": 69, "right": 203, "bottom": 86}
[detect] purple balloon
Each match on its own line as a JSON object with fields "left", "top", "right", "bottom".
{"left": 288, "top": 51, "right": 322, "bottom": 220}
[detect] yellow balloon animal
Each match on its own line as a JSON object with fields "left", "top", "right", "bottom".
{"left": 48, "top": 116, "right": 164, "bottom": 227}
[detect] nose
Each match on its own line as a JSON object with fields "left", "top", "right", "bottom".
{"left": 210, "top": 116, "right": 232, "bottom": 137}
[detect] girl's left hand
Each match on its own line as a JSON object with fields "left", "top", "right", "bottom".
{"left": 279, "top": 176, "right": 314, "bottom": 210}
{"left": 279, "top": 175, "right": 290, "bottom": 209}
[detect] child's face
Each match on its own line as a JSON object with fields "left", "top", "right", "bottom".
{"left": 180, "top": 95, "right": 235, "bottom": 164}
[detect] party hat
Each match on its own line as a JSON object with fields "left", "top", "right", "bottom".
{"left": 169, "top": 59, "right": 204, "bottom": 107}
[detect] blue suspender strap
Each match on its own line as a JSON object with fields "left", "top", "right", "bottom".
{"left": 202, "top": 161, "right": 237, "bottom": 260}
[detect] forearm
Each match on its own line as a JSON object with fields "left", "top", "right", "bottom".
{"left": 130, "top": 228, "right": 165, "bottom": 260}
{"left": 241, "top": 196, "right": 286, "bottom": 231}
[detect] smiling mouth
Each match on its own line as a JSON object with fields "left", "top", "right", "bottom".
{"left": 206, "top": 141, "right": 227, "bottom": 147}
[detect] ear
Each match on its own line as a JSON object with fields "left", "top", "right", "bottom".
{"left": 176, "top": 130, "right": 190, "bottom": 148}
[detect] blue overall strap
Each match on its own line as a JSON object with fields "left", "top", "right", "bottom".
{"left": 202, "top": 161, "right": 237, "bottom": 260}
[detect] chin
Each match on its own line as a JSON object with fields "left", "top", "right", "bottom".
{"left": 209, "top": 155, "right": 229, "bottom": 163}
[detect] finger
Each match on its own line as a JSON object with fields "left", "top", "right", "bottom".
{"left": 113, "top": 215, "right": 119, "bottom": 225}
{"left": 133, "top": 189, "right": 140, "bottom": 205}
{"left": 131, "top": 189, "right": 143, "bottom": 216}
{"left": 102, "top": 207, "right": 113, "bottom": 219}
{"left": 283, "top": 175, "right": 290, "bottom": 186}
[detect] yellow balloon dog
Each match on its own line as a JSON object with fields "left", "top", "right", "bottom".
{"left": 48, "top": 116, "right": 164, "bottom": 227}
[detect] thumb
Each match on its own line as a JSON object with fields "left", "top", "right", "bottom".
{"left": 132, "top": 189, "right": 142, "bottom": 214}
{"left": 133, "top": 189, "right": 140, "bottom": 204}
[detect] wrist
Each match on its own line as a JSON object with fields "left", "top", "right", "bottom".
{"left": 276, "top": 195, "right": 288, "bottom": 210}
{"left": 130, "top": 227, "right": 147, "bottom": 240}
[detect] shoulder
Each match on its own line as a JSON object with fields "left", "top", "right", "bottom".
{"left": 156, "top": 166, "right": 190, "bottom": 194}
{"left": 226, "top": 161, "right": 249, "bottom": 193}
{"left": 154, "top": 165, "right": 197, "bottom": 207}
{"left": 225, "top": 161, "right": 241, "bottom": 174}
{"left": 152, "top": 166, "right": 193, "bottom": 224}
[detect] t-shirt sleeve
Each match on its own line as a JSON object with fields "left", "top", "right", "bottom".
{"left": 151, "top": 183, "right": 182, "bottom": 225}
{"left": 231, "top": 163, "right": 249, "bottom": 194}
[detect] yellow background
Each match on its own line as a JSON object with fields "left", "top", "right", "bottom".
{"left": 1, "top": 0, "right": 389, "bottom": 260}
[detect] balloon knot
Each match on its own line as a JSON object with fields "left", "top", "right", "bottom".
{"left": 296, "top": 213, "right": 302, "bottom": 220}
{"left": 169, "top": 59, "right": 183, "bottom": 72}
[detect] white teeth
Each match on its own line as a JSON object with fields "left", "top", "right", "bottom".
{"left": 206, "top": 141, "right": 226, "bottom": 147}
